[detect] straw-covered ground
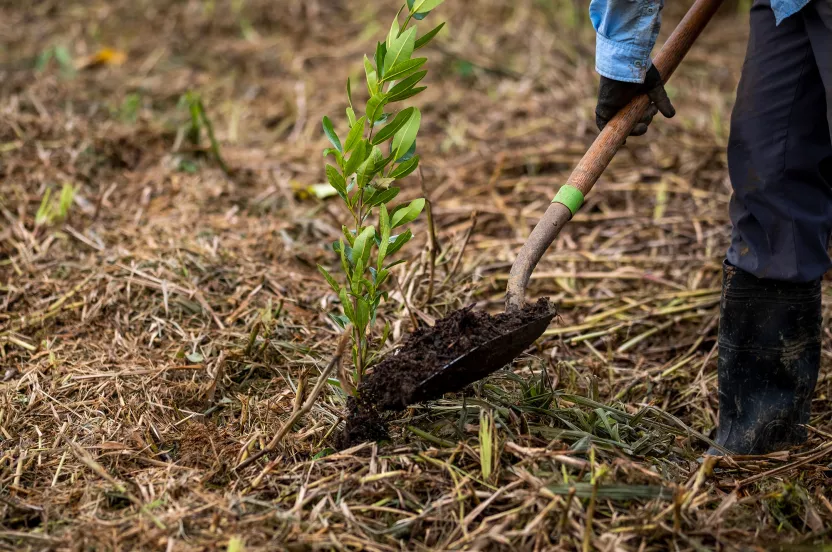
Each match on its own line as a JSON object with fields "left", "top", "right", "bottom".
{"left": 1, "top": 0, "right": 831, "bottom": 550}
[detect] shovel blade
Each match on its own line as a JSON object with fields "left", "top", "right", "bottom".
{"left": 408, "top": 311, "right": 554, "bottom": 405}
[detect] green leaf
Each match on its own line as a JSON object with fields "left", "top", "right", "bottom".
{"left": 362, "top": 186, "right": 377, "bottom": 205}
{"left": 384, "top": 27, "right": 416, "bottom": 75}
{"left": 366, "top": 93, "right": 388, "bottom": 126}
{"left": 318, "top": 265, "right": 341, "bottom": 294}
{"left": 415, "top": 22, "right": 445, "bottom": 49}
{"left": 406, "top": 0, "right": 430, "bottom": 20}
{"left": 322, "top": 116, "right": 342, "bottom": 153}
{"left": 377, "top": 150, "right": 397, "bottom": 172}
{"left": 372, "top": 113, "right": 390, "bottom": 127}
{"left": 356, "top": 154, "right": 375, "bottom": 191}
{"left": 389, "top": 155, "right": 420, "bottom": 179}
{"left": 375, "top": 41, "right": 387, "bottom": 79}
{"left": 391, "top": 198, "right": 425, "bottom": 228}
{"left": 375, "top": 268, "right": 390, "bottom": 287}
{"left": 412, "top": 0, "right": 445, "bottom": 14}
{"left": 313, "top": 447, "right": 336, "bottom": 459}
{"left": 354, "top": 296, "right": 371, "bottom": 335}
{"left": 346, "top": 107, "right": 356, "bottom": 127}
{"left": 347, "top": 78, "right": 353, "bottom": 109}
{"left": 351, "top": 257, "right": 365, "bottom": 293}
{"left": 338, "top": 238, "right": 352, "bottom": 274}
{"left": 328, "top": 312, "right": 350, "bottom": 330}
{"left": 344, "top": 140, "right": 368, "bottom": 178}
{"left": 387, "top": 230, "right": 413, "bottom": 256}
{"left": 364, "top": 56, "right": 378, "bottom": 96}
{"left": 357, "top": 146, "right": 383, "bottom": 189}
{"left": 387, "top": 17, "right": 401, "bottom": 49}
{"left": 342, "top": 225, "right": 356, "bottom": 247}
{"left": 396, "top": 140, "right": 417, "bottom": 162}
{"left": 345, "top": 116, "right": 366, "bottom": 153}
{"left": 380, "top": 204, "right": 391, "bottom": 237}
{"left": 339, "top": 288, "right": 355, "bottom": 324}
{"left": 322, "top": 148, "right": 343, "bottom": 167}
{"left": 53, "top": 45, "right": 75, "bottom": 76}
{"left": 370, "top": 146, "right": 388, "bottom": 174}
{"left": 371, "top": 107, "right": 414, "bottom": 145}
{"left": 388, "top": 86, "right": 427, "bottom": 104}
{"left": 387, "top": 71, "right": 427, "bottom": 98}
{"left": 381, "top": 57, "right": 426, "bottom": 83}
{"left": 379, "top": 320, "right": 391, "bottom": 346}
{"left": 366, "top": 187, "right": 399, "bottom": 206}
{"left": 351, "top": 226, "right": 376, "bottom": 267}
{"left": 362, "top": 277, "right": 375, "bottom": 294}
{"left": 325, "top": 165, "right": 347, "bottom": 196}
{"left": 384, "top": 258, "right": 408, "bottom": 270}
{"left": 392, "top": 108, "right": 421, "bottom": 161}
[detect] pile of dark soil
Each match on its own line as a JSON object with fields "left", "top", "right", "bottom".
{"left": 336, "top": 400, "right": 391, "bottom": 449}
{"left": 336, "top": 299, "right": 554, "bottom": 447}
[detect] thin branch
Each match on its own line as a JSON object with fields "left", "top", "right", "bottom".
{"left": 447, "top": 210, "right": 477, "bottom": 283}
{"left": 235, "top": 330, "right": 352, "bottom": 473}
{"left": 419, "top": 165, "right": 439, "bottom": 305}
{"left": 396, "top": 275, "right": 419, "bottom": 331}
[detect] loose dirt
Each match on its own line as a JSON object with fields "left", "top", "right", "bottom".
{"left": 337, "top": 299, "right": 555, "bottom": 447}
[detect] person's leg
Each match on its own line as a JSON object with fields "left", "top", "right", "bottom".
{"left": 712, "top": 0, "right": 831, "bottom": 455}
{"left": 804, "top": 0, "right": 832, "bottom": 138}
{"left": 727, "top": 2, "right": 832, "bottom": 280}
{"left": 714, "top": 265, "right": 821, "bottom": 454}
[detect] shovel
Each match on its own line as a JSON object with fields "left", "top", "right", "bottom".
{"left": 401, "top": 0, "right": 725, "bottom": 405}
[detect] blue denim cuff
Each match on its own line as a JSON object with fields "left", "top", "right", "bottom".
{"left": 595, "top": 32, "right": 652, "bottom": 83}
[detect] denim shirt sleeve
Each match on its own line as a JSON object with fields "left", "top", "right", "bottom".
{"left": 589, "top": 0, "right": 664, "bottom": 83}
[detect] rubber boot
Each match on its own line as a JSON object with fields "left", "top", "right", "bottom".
{"left": 706, "top": 261, "right": 822, "bottom": 456}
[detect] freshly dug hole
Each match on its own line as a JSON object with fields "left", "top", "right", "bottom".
{"left": 336, "top": 299, "right": 554, "bottom": 448}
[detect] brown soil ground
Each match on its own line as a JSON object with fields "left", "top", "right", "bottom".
{"left": 1, "top": 0, "right": 830, "bottom": 551}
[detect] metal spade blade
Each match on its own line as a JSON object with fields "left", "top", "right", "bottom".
{"left": 406, "top": 310, "right": 555, "bottom": 405}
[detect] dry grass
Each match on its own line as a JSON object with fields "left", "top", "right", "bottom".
{"left": 1, "top": 0, "right": 831, "bottom": 550}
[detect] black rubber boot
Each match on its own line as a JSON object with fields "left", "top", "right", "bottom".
{"left": 706, "top": 261, "right": 822, "bottom": 456}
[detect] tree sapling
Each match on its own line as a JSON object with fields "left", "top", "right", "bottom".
{"left": 318, "top": 0, "right": 447, "bottom": 386}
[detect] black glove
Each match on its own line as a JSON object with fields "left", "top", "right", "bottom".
{"left": 595, "top": 65, "right": 676, "bottom": 136}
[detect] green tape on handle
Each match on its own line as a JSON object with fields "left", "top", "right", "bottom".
{"left": 552, "top": 185, "right": 584, "bottom": 216}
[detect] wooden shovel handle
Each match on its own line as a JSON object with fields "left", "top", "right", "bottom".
{"left": 506, "top": 0, "right": 725, "bottom": 311}
{"left": 569, "top": 0, "right": 724, "bottom": 196}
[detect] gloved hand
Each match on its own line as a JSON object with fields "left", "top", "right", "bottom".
{"left": 595, "top": 65, "right": 676, "bottom": 136}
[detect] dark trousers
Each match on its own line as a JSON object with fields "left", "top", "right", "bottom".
{"left": 727, "top": 0, "right": 832, "bottom": 282}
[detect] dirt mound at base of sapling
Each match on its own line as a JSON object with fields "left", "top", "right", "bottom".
{"left": 335, "top": 398, "right": 390, "bottom": 449}
{"left": 359, "top": 298, "right": 555, "bottom": 412}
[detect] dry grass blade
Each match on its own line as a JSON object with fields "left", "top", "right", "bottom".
{"left": 546, "top": 483, "right": 674, "bottom": 501}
